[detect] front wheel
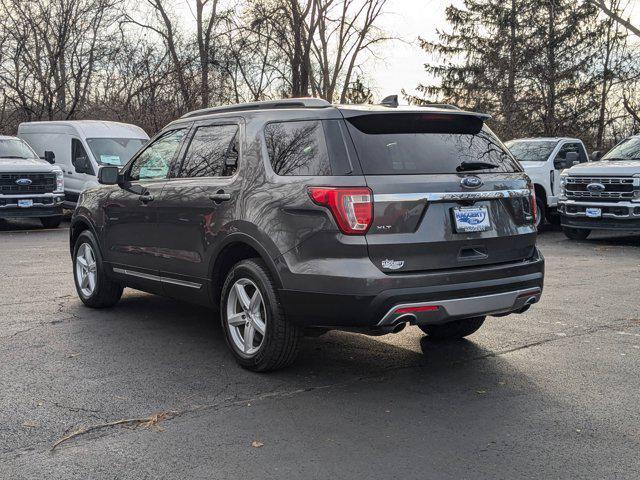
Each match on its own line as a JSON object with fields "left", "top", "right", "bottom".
{"left": 40, "top": 216, "right": 62, "bottom": 228}
{"left": 562, "top": 226, "right": 591, "bottom": 240}
{"left": 418, "top": 316, "right": 486, "bottom": 340}
{"left": 220, "top": 258, "right": 301, "bottom": 372}
{"left": 73, "top": 231, "right": 123, "bottom": 308}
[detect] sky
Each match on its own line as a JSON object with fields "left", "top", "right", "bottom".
{"left": 366, "top": 0, "right": 640, "bottom": 102}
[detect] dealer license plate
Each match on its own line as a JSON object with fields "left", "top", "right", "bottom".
{"left": 17, "top": 199, "right": 33, "bottom": 208}
{"left": 585, "top": 208, "right": 602, "bottom": 218}
{"left": 453, "top": 206, "right": 491, "bottom": 233}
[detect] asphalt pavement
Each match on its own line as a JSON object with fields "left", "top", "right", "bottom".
{"left": 1, "top": 218, "right": 639, "bottom": 479}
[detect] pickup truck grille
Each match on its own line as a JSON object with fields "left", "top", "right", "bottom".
{"left": 565, "top": 177, "right": 636, "bottom": 202}
{"left": 0, "top": 173, "right": 56, "bottom": 195}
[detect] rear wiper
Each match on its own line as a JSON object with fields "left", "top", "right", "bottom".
{"left": 0, "top": 155, "right": 29, "bottom": 159}
{"left": 456, "top": 161, "right": 499, "bottom": 172}
{"left": 603, "top": 157, "right": 640, "bottom": 161}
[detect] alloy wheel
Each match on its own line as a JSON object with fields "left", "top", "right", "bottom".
{"left": 75, "top": 243, "right": 97, "bottom": 297}
{"left": 226, "top": 278, "right": 267, "bottom": 356}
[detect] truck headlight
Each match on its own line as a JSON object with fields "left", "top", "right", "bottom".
{"left": 54, "top": 170, "right": 64, "bottom": 193}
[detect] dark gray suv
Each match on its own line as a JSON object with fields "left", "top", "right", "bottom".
{"left": 70, "top": 98, "right": 544, "bottom": 371}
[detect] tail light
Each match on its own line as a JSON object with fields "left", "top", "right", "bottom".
{"left": 308, "top": 187, "right": 373, "bottom": 235}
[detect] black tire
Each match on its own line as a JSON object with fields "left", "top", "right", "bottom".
{"left": 220, "top": 258, "right": 301, "bottom": 372}
{"left": 40, "top": 216, "right": 62, "bottom": 228}
{"left": 562, "top": 226, "right": 591, "bottom": 240}
{"left": 535, "top": 196, "right": 546, "bottom": 229}
{"left": 72, "top": 230, "right": 123, "bottom": 308}
{"left": 419, "top": 316, "right": 486, "bottom": 340}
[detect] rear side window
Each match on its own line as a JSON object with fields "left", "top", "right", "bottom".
{"left": 346, "top": 113, "right": 520, "bottom": 175}
{"left": 264, "top": 120, "right": 352, "bottom": 176}
{"left": 179, "top": 124, "right": 239, "bottom": 178}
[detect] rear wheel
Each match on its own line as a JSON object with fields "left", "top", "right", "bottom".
{"left": 562, "top": 226, "right": 591, "bottom": 240}
{"left": 220, "top": 258, "right": 301, "bottom": 372}
{"left": 73, "top": 231, "right": 123, "bottom": 308}
{"left": 419, "top": 316, "right": 486, "bottom": 340}
{"left": 40, "top": 216, "right": 62, "bottom": 228}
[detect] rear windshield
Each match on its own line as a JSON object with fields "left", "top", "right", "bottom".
{"left": 346, "top": 113, "right": 520, "bottom": 175}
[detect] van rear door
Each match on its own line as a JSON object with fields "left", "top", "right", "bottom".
{"left": 343, "top": 110, "right": 537, "bottom": 273}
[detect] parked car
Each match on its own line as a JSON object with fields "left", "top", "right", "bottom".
{"left": 0, "top": 135, "right": 64, "bottom": 227}
{"left": 69, "top": 98, "right": 545, "bottom": 371}
{"left": 505, "top": 137, "right": 589, "bottom": 227}
{"left": 18, "top": 120, "right": 149, "bottom": 208}
{"left": 558, "top": 134, "right": 640, "bottom": 240}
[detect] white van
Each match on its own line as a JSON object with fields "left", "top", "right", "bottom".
{"left": 18, "top": 121, "right": 149, "bottom": 207}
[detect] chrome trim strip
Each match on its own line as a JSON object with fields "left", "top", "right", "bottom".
{"left": 378, "top": 287, "right": 542, "bottom": 327}
{"left": 112, "top": 268, "right": 202, "bottom": 289}
{"left": 374, "top": 189, "right": 530, "bottom": 203}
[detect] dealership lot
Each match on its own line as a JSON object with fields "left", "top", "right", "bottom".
{"left": 1, "top": 220, "right": 639, "bottom": 479}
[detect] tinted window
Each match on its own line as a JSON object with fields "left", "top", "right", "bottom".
{"left": 346, "top": 114, "right": 520, "bottom": 175}
{"left": 86, "top": 138, "right": 147, "bottom": 167}
{"left": 179, "top": 124, "right": 239, "bottom": 178}
{"left": 129, "top": 129, "right": 185, "bottom": 181}
{"left": 264, "top": 120, "right": 352, "bottom": 176}
{"left": 505, "top": 140, "right": 558, "bottom": 162}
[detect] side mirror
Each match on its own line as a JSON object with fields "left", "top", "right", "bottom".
{"left": 97, "top": 166, "right": 119, "bottom": 185}
{"left": 591, "top": 150, "right": 602, "bottom": 161}
{"left": 44, "top": 151, "right": 55, "bottom": 164}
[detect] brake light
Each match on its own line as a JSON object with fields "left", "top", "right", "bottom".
{"left": 308, "top": 187, "right": 373, "bottom": 235}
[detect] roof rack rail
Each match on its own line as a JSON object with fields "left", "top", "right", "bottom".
{"left": 180, "top": 98, "right": 331, "bottom": 119}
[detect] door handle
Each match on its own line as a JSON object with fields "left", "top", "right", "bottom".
{"left": 209, "top": 191, "right": 231, "bottom": 203}
{"left": 139, "top": 193, "right": 154, "bottom": 204}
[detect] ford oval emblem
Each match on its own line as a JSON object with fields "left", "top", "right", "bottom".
{"left": 586, "top": 182, "right": 606, "bottom": 192}
{"left": 15, "top": 178, "right": 32, "bottom": 186}
{"left": 461, "top": 176, "right": 483, "bottom": 189}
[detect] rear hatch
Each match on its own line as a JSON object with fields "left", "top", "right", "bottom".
{"left": 342, "top": 110, "right": 537, "bottom": 273}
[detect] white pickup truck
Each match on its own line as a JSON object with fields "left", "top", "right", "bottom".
{"left": 0, "top": 135, "right": 65, "bottom": 227}
{"left": 558, "top": 135, "right": 640, "bottom": 240}
{"left": 505, "top": 137, "right": 589, "bottom": 227}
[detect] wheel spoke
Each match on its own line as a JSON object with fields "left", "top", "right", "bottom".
{"left": 85, "top": 245, "right": 95, "bottom": 264}
{"left": 227, "top": 312, "right": 245, "bottom": 327}
{"left": 87, "top": 272, "right": 96, "bottom": 291}
{"left": 243, "top": 324, "right": 255, "bottom": 352}
{"left": 249, "top": 291, "right": 261, "bottom": 316}
{"left": 80, "top": 272, "right": 89, "bottom": 289}
{"left": 251, "top": 316, "right": 266, "bottom": 336}
{"left": 77, "top": 256, "right": 88, "bottom": 268}
{"left": 234, "top": 283, "right": 251, "bottom": 311}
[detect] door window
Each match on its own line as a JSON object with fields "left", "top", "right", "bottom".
{"left": 72, "top": 139, "right": 94, "bottom": 175}
{"left": 178, "top": 124, "right": 239, "bottom": 178}
{"left": 129, "top": 129, "right": 186, "bottom": 181}
{"left": 557, "top": 142, "right": 588, "bottom": 163}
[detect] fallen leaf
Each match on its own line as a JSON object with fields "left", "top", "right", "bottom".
{"left": 23, "top": 420, "right": 39, "bottom": 428}
{"left": 476, "top": 390, "right": 487, "bottom": 395}
{"left": 251, "top": 440, "right": 264, "bottom": 448}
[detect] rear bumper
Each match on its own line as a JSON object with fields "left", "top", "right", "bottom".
{"left": 279, "top": 249, "right": 544, "bottom": 329}
{"left": 0, "top": 194, "right": 64, "bottom": 219}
